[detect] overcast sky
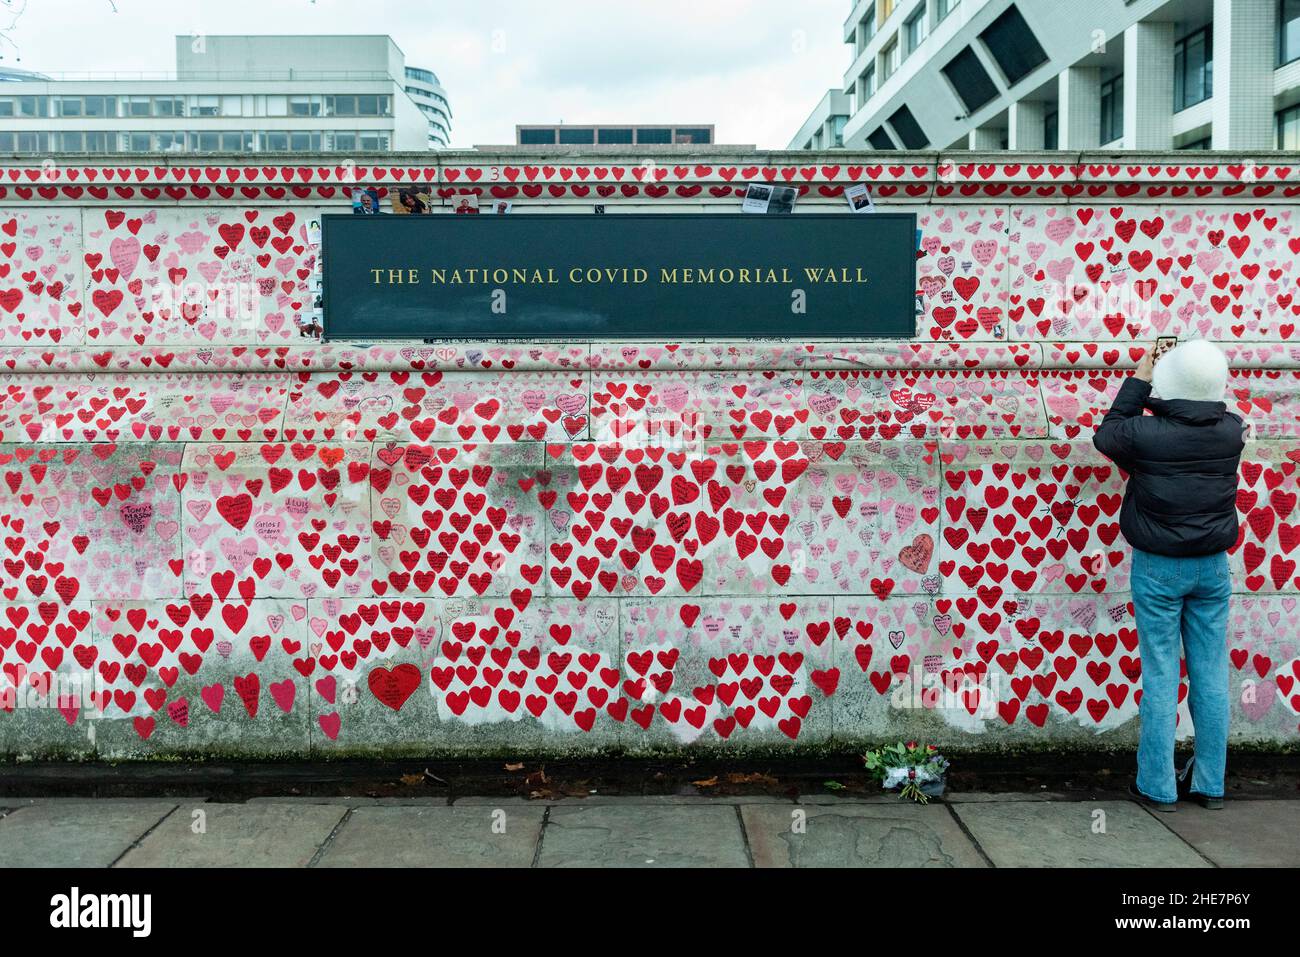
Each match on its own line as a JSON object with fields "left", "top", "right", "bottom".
{"left": 1, "top": 0, "right": 849, "bottom": 148}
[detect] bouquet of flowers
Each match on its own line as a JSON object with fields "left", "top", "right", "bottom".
{"left": 863, "top": 741, "right": 950, "bottom": 804}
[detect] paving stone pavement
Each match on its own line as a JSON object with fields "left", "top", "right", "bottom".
{"left": 0, "top": 795, "right": 1294, "bottom": 867}
{"left": 742, "top": 803, "right": 990, "bottom": 867}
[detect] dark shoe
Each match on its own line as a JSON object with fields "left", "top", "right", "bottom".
{"left": 1178, "top": 758, "right": 1224, "bottom": 807}
{"left": 1128, "top": 781, "right": 1177, "bottom": 813}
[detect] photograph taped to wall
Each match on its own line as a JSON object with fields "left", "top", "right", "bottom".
{"left": 390, "top": 185, "right": 433, "bottom": 214}
{"left": 846, "top": 182, "right": 875, "bottom": 213}
{"left": 742, "top": 182, "right": 797, "bottom": 214}
{"left": 350, "top": 186, "right": 381, "bottom": 214}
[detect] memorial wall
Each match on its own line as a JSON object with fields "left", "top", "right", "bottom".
{"left": 0, "top": 151, "right": 1296, "bottom": 758}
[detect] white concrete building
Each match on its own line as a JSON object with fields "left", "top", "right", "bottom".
{"left": 402, "top": 65, "right": 453, "bottom": 148}
{"left": 791, "top": 0, "right": 1300, "bottom": 151}
{"left": 0, "top": 35, "right": 451, "bottom": 154}
{"left": 788, "top": 90, "right": 852, "bottom": 151}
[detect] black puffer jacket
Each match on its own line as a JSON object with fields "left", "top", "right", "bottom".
{"left": 1092, "top": 377, "right": 1245, "bottom": 557}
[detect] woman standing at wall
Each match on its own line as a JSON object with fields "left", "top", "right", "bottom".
{"left": 1092, "top": 340, "right": 1245, "bottom": 812}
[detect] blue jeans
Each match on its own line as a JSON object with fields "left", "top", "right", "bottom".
{"left": 1129, "top": 547, "right": 1231, "bottom": 804}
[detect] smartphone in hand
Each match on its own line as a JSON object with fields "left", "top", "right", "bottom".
{"left": 1153, "top": 336, "right": 1178, "bottom": 362}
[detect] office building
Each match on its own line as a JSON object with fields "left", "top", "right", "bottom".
{"left": 0, "top": 34, "right": 452, "bottom": 153}
{"left": 791, "top": 0, "right": 1300, "bottom": 151}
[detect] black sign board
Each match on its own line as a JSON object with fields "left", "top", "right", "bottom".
{"left": 321, "top": 212, "right": 918, "bottom": 340}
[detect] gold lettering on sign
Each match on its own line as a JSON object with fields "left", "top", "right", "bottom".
{"left": 369, "top": 268, "right": 421, "bottom": 284}
{"left": 660, "top": 267, "right": 795, "bottom": 284}
{"left": 368, "top": 265, "right": 871, "bottom": 285}
{"left": 802, "top": 267, "right": 871, "bottom": 283}
{"left": 426, "top": 268, "right": 562, "bottom": 284}
{"left": 567, "top": 268, "right": 649, "bottom": 283}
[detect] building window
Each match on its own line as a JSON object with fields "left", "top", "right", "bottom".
{"left": 675, "top": 127, "right": 712, "bottom": 144}
{"left": 153, "top": 97, "right": 184, "bottom": 117}
{"left": 0, "top": 97, "right": 51, "bottom": 119}
{"left": 889, "top": 104, "right": 929, "bottom": 148}
{"left": 558, "top": 127, "right": 595, "bottom": 144}
{"left": 905, "top": 7, "right": 927, "bottom": 55}
{"left": 936, "top": 0, "right": 959, "bottom": 23}
{"left": 1283, "top": 0, "right": 1300, "bottom": 64}
{"left": 153, "top": 132, "right": 184, "bottom": 152}
{"left": 881, "top": 37, "right": 900, "bottom": 79}
{"left": 519, "top": 128, "right": 556, "bottom": 144}
{"left": 1100, "top": 74, "right": 1124, "bottom": 144}
{"left": 860, "top": 63, "right": 877, "bottom": 103}
{"left": 221, "top": 131, "right": 253, "bottom": 151}
{"left": 328, "top": 95, "right": 356, "bottom": 116}
{"left": 597, "top": 127, "right": 634, "bottom": 144}
{"left": 1178, "top": 135, "right": 1212, "bottom": 150}
{"left": 980, "top": 4, "right": 1048, "bottom": 85}
{"left": 831, "top": 114, "right": 847, "bottom": 147}
{"left": 1174, "top": 24, "right": 1212, "bottom": 111}
{"left": 1279, "top": 104, "right": 1300, "bottom": 150}
{"left": 126, "top": 96, "right": 151, "bottom": 117}
{"left": 867, "top": 126, "right": 896, "bottom": 149}
{"left": 56, "top": 98, "right": 83, "bottom": 118}
{"left": 83, "top": 96, "right": 117, "bottom": 118}
{"left": 290, "top": 95, "right": 322, "bottom": 117}
{"left": 1, "top": 98, "right": 40, "bottom": 117}
{"left": 1044, "top": 108, "right": 1058, "bottom": 149}
{"left": 942, "top": 46, "right": 999, "bottom": 113}
{"left": 858, "top": 4, "right": 877, "bottom": 51}
{"left": 636, "top": 127, "right": 672, "bottom": 144}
